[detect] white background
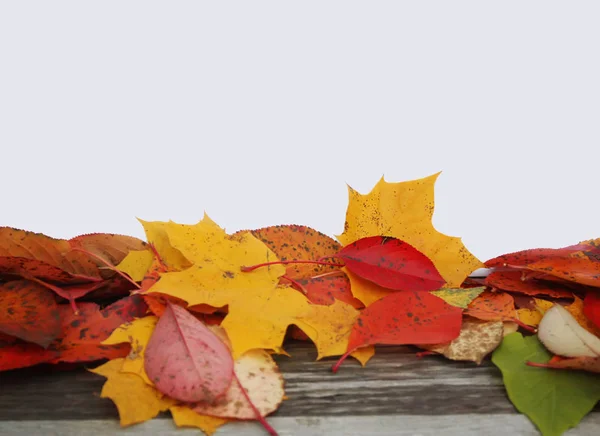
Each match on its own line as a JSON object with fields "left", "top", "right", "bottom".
{"left": 1, "top": 2, "right": 598, "bottom": 262}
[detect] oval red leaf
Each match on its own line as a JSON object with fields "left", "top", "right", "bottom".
{"left": 337, "top": 236, "right": 445, "bottom": 291}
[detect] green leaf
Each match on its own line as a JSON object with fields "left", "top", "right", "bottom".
{"left": 431, "top": 286, "right": 485, "bottom": 309}
{"left": 492, "top": 332, "right": 600, "bottom": 436}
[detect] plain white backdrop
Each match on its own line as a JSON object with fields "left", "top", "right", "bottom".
{"left": 1, "top": 2, "right": 598, "bottom": 262}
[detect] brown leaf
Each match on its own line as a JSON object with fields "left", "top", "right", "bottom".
{"left": 0, "top": 227, "right": 101, "bottom": 282}
{"left": 418, "top": 318, "right": 504, "bottom": 364}
{"left": 69, "top": 233, "right": 148, "bottom": 278}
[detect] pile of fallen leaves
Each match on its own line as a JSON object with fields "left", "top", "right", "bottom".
{"left": 1, "top": 173, "right": 599, "bottom": 436}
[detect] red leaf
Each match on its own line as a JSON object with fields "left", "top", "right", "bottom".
{"left": 524, "top": 257, "right": 600, "bottom": 288}
{"left": 333, "top": 291, "right": 463, "bottom": 371}
{"left": 24, "top": 276, "right": 109, "bottom": 313}
{"left": 0, "top": 331, "right": 17, "bottom": 346}
{"left": 485, "top": 240, "right": 600, "bottom": 288}
{"left": 484, "top": 271, "right": 575, "bottom": 299}
{"left": 485, "top": 247, "right": 578, "bottom": 268}
{"left": 0, "top": 227, "right": 101, "bottom": 282}
{"left": 337, "top": 236, "right": 446, "bottom": 292}
{"left": 144, "top": 302, "right": 234, "bottom": 403}
{"left": 584, "top": 291, "right": 600, "bottom": 330}
{"left": 0, "top": 342, "right": 58, "bottom": 371}
{"left": 465, "top": 291, "right": 516, "bottom": 321}
{"left": 296, "top": 273, "right": 364, "bottom": 308}
{"left": 0, "top": 280, "right": 61, "bottom": 348}
{"left": 0, "top": 296, "right": 147, "bottom": 371}
{"left": 53, "top": 295, "right": 148, "bottom": 363}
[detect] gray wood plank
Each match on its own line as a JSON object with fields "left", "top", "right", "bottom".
{"left": 0, "top": 342, "right": 599, "bottom": 421}
{"left": 1, "top": 415, "right": 600, "bottom": 436}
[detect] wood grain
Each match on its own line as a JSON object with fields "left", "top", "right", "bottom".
{"left": 3, "top": 415, "right": 600, "bottom": 436}
{"left": 1, "top": 341, "right": 599, "bottom": 423}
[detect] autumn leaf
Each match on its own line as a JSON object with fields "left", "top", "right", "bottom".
{"left": 89, "top": 358, "right": 176, "bottom": 426}
{"left": 102, "top": 315, "right": 157, "bottom": 385}
{"left": 465, "top": 291, "right": 516, "bottom": 322}
{"left": 528, "top": 355, "right": 600, "bottom": 374}
{"left": 524, "top": 258, "right": 600, "bottom": 289}
{"left": 417, "top": 318, "right": 504, "bottom": 364}
{"left": 243, "top": 224, "right": 342, "bottom": 279}
{"left": 0, "top": 296, "right": 147, "bottom": 371}
{"left": 333, "top": 291, "right": 463, "bottom": 371}
{"left": 0, "top": 227, "right": 101, "bottom": 283}
{"left": 566, "top": 295, "right": 600, "bottom": 337}
{"left": 116, "top": 249, "right": 154, "bottom": 282}
{"left": 485, "top": 243, "right": 589, "bottom": 269}
{"left": 145, "top": 215, "right": 360, "bottom": 359}
{"left": 296, "top": 273, "right": 363, "bottom": 308}
{"left": 144, "top": 303, "right": 234, "bottom": 403}
{"left": 0, "top": 331, "right": 17, "bottom": 346}
{"left": 584, "top": 291, "right": 600, "bottom": 330}
{"left": 537, "top": 303, "right": 600, "bottom": 358}
{"left": 191, "top": 349, "right": 284, "bottom": 421}
{"left": 431, "top": 286, "right": 486, "bottom": 309}
{"left": 68, "top": 233, "right": 148, "bottom": 278}
{"left": 137, "top": 219, "right": 193, "bottom": 271}
{"left": 492, "top": 332, "right": 600, "bottom": 436}
{"left": 486, "top": 241, "right": 600, "bottom": 288}
{"left": 337, "top": 236, "right": 446, "bottom": 291}
{"left": 0, "top": 342, "right": 59, "bottom": 371}
{"left": 54, "top": 295, "right": 148, "bottom": 363}
{"left": 516, "top": 298, "right": 554, "bottom": 328}
{"left": 336, "top": 173, "right": 483, "bottom": 288}
{"left": 0, "top": 280, "right": 61, "bottom": 348}
{"left": 485, "top": 270, "right": 575, "bottom": 299}
{"left": 170, "top": 406, "right": 228, "bottom": 436}
{"left": 24, "top": 276, "right": 110, "bottom": 313}
{"left": 343, "top": 267, "right": 390, "bottom": 307}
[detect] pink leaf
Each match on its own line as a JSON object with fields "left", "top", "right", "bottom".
{"left": 144, "top": 302, "right": 234, "bottom": 403}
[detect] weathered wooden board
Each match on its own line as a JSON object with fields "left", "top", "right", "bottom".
{"left": 0, "top": 342, "right": 598, "bottom": 435}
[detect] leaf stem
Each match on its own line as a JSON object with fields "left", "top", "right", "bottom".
{"left": 331, "top": 349, "right": 354, "bottom": 373}
{"left": 233, "top": 372, "right": 279, "bottom": 435}
{"left": 525, "top": 361, "right": 558, "bottom": 369}
{"left": 415, "top": 351, "right": 436, "bottom": 358}
{"left": 71, "top": 247, "right": 141, "bottom": 290}
{"left": 281, "top": 275, "right": 308, "bottom": 295}
{"left": 241, "top": 259, "right": 344, "bottom": 272}
{"left": 506, "top": 317, "right": 537, "bottom": 333}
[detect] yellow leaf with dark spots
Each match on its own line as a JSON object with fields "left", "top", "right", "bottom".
{"left": 88, "top": 358, "right": 175, "bottom": 427}
{"left": 337, "top": 173, "right": 483, "bottom": 287}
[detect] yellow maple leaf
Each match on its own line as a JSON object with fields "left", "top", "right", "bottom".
{"left": 138, "top": 218, "right": 193, "bottom": 271}
{"left": 116, "top": 249, "right": 154, "bottom": 282}
{"left": 102, "top": 316, "right": 158, "bottom": 385}
{"left": 344, "top": 267, "right": 390, "bottom": 306}
{"left": 90, "top": 357, "right": 227, "bottom": 434}
{"left": 337, "top": 173, "right": 483, "bottom": 287}
{"left": 170, "top": 406, "right": 228, "bottom": 436}
{"left": 145, "top": 215, "right": 361, "bottom": 359}
{"left": 88, "top": 358, "right": 175, "bottom": 426}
